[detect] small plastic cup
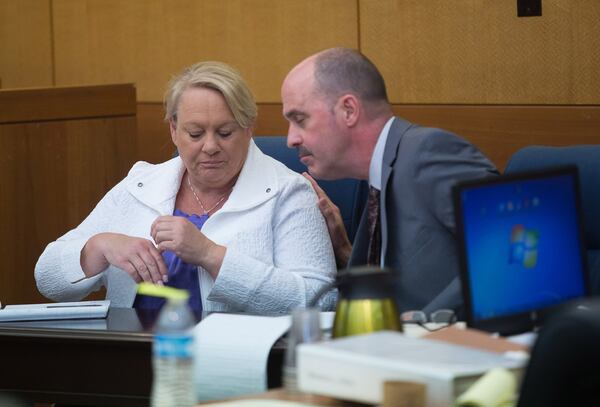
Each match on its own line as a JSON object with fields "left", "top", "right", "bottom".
{"left": 282, "top": 307, "right": 322, "bottom": 393}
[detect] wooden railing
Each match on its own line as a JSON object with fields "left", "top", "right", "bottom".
{"left": 0, "top": 84, "right": 137, "bottom": 304}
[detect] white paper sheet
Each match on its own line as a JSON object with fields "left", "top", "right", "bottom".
{"left": 319, "top": 311, "right": 335, "bottom": 331}
{"left": 204, "top": 399, "right": 326, "bottom": 407}
{"left": 193, "top": 313, "right": 292, "bottom": 401}
{"left": 0, "top": 300, "right": 110, "bottom": 322}
{"left": 507, "top": 331, "right": 537, "bottom": 347}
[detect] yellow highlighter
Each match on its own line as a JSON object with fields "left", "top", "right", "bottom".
{"left": 137, "top": 282, "right": 190, "bottom": 301}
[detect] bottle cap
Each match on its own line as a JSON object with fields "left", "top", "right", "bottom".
{"left": 137, "top": 282, "right": 190, "bottom": 301}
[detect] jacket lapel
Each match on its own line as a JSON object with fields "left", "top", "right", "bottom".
{"left": 126, "top": 157, "right": 183, "bottom": 216}
{"left": 218, "top": 139, "right": 279, "bottom": 214}
{"left": 380, "top": 117, "right": 412, "bottom": 261}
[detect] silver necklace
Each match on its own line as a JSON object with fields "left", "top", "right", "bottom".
{"left": 187, "top": 175, "right": 228, "bottom": 216}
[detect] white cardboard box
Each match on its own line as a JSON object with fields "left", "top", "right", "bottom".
{"left": 297, "top": 331, "right": 525, "bottom": 407}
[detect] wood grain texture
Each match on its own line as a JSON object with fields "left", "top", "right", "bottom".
{"left": 256, "top": 104, "right": 290, "bottom": 136}
{"left": 360, "top": 0, "right": 600, "bottom": 104}
{"left": 52, "top": 0, "right": 358, "bottom": 102}
{"left": 136, "top": 102, "right": 172, "bottom": 164}
{"left": 0, "top": 0, "right": 53, "bottom": 89}
{"left": 0, "top": 87, "right": 136, "bottom": 305}
{"left": 137, "top": 102, "right": 600, "bottom": 172}
{"left": 137, "top": 102, "right": 291, "bottom": 164}
{"left": 3, "top": 0, "right": 600, "bottom": 106}
{"left": 392, "top": 104, "right": 600, "bottom": 170}
{"left": 0, "top": 84, "right": 136, "bottom": 123}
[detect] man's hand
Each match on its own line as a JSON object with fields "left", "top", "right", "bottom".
{"left": 303, "top": 172, "right": 352, "bottom": 268}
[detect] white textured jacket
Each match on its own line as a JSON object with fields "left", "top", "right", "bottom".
{"left": 35, "top": 140, "right": 337, "bottom": 312}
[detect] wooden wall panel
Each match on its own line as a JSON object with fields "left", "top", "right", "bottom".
{"left": 137, "top": 103, "right": 172, "bottom": 164}
{"left": 360, "top": 0, "right": 600, "bottom": 104}
{"left": 392, "top": 105, "right": 600, "bottom": 170}
{"left": 0, "top": 85, "right": 136, "bottom": 305}
{"left": 137, "top": 102, "right": 290, "bottom": 164}
{"left": 0, "top": 0, "right": 53, "bottom": 89}
{"left": 53, "top": 0, "right": 358, "bottom": 102}
{"left": 138, "top": 102, "right": 600, "bottom": 173}
{"left": 0, "top": 84, "right": 136, "bottom": 123}
{"left": 0, "top": 118, "right": 135, "bottom": 304}
{"left": 256, "top": 104, "right": 290, "bottom": 137}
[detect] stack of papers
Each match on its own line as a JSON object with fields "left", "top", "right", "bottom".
{"left": 297, "top": 331, "right": 527, "bottom": 406}
{"left": 0, "top": 300, "right": 110, "bottom": 322}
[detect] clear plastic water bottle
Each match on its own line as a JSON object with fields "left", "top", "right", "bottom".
{"left": 151, "top": 293, "right": 196, "bottom": 407}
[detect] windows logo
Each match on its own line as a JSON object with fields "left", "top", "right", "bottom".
{"left": 509, "top": 224, "right": 539, "bottom": 268}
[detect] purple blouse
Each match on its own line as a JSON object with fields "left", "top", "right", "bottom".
{"left": 133, "top": 208, "right": 207, "bottom": 313}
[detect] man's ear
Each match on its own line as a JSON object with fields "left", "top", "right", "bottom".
{"left": 169, "top": 118, "right": 177, "bottom": 144}
{"left": 338, "top": 94, "right": 360, "bottom": 127}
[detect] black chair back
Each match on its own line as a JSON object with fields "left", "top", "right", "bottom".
{"left": 517, "top": 299, "right": 600, "bottom": 407}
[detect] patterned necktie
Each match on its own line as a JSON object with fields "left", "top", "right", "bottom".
{"left": 367, "top": 186, "right": 382, "bottom": 266}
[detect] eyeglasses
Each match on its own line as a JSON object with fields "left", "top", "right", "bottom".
{"left": 400, "top": 309, "right": 457, "bottom": 332}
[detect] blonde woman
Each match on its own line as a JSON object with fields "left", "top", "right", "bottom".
{"left": 36, "top": 61, "right": 336, "bottom": 313}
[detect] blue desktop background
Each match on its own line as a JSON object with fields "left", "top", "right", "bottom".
{"left": 461, "top": 175, "right": 586, "bottom": 321}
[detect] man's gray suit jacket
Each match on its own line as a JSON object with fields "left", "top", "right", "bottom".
{"left": 349, "top": 117, "right": 499, "bottom": 315}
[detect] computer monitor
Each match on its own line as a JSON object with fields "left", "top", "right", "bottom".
{"left": 453, "top": 166, "right": 590, "bottom": 335}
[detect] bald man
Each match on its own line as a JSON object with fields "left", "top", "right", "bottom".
{"left": 281, "top": 47, "right": 498, "bottom": 314}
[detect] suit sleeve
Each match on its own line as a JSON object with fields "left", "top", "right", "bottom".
{"left": 405, "top": 129, "right": 498, "bottom": 315}
{"left": 412, "top": 129, "right": 499, "bottom": 231}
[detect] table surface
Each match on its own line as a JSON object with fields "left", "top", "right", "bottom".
{"left": 0, "top": 307, "right": 291, "bottom": 407}
{"left": 0, "top": 308, "right": 157, "bottom": 406}
{"left": 201, "top": 388, "right": 372, "bottom": 406}
{"left": 0, "top": 308, "right": 456, "bottom": 406}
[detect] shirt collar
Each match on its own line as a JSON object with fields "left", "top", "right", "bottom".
{"left": 368, "top": 117, "right": 395, "bottom": 190}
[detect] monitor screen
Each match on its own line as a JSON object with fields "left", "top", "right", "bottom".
{"left": 454, "top": 166, "right": 589, "bottom": 335}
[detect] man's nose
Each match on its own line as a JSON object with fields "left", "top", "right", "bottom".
{"left": 286, "top": 124, "right": 301, "bottom": 148}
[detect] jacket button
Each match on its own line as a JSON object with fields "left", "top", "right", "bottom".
{"left": 266, "top": 188, "right": 271, "bottom": 193}
{"left": 137, "top": 182, "right": 143, "bottom": 187}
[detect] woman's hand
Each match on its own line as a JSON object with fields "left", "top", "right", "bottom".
{"left": 81, "top": 232, "right": 168, "bottom": 284}
{"left": 151, "top": 215, "right": 226, "bottom": 279}
{"left": 303, "top": 172, "right": 352, "bottom": 269}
